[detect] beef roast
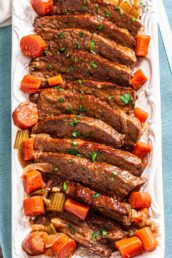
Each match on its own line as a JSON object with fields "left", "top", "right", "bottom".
{"left": 34, "top": 152, "right": 145, "bottom": 200}
{"left": 30, "top": 80, "right": 136, "bottom": 113}
{"left": 51, "top": 0, "right": 142, "bottom": 36}
{"left": 37, "top": 28, "right": 136, "bottom": 67}
{"left": 34, "top": 14, "right": 136, "bottom": 49}
{"left": 33, "top": 134, "right": 143, "bottom": 176}
{"left": 29, "top": 50, "right": 132, "bottom": 85}
{"left": 32, "top": 114, "right": 125, "bottom": 148}
{"left": 36, "top": 89, "right": 142, "bottom": 145}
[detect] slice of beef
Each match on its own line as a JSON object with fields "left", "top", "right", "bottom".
{"left": 36, "top": 89, "right": 142, "bottom": 145}
{"left": 33, "top": 134, "right": 143, "bottom": 176}
{"left": 37, "top": 28, "right": 136, "bottom": 67}
{"left": 29, "top": 50, "right": 132, "bottom": 85}
{"left": 51, "top": 0, "right": 142, "bottom": 36}
{"left": 29, "top": 80, "right": 136, "bottom": 113}
{"left": 34, "top": 152, "right": 145, "bottom": 200}
{"left": 32, "top": 114, "right": 125, "bottom": 148}
{"left": 34, "top": 14, "right": 136, "bottom": 49}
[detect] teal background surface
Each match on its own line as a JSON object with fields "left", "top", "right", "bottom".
{"left": 0, "top": 1, "right": 172, "bottom": 257}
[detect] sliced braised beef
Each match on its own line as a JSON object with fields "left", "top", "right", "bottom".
{"left": 49, "top": 211, "right": 128, "bottom": 257}
{"left": 33, "top": 134, "right": 144, "bottom": 176}
{"left": 32, "top": 114, "right": 125, "bottom": 148}
{"left": 30, "top": 80, "right": 136, "bottom": 113}
{"left": 37, "top": 28, "right": 136, "bottom": 67}
{"left": 36, "top": 89, "right": 142, "bottom": 145}
{"left": 29, "top": 51, "right": 132, "bottom": 85}
{"left": 51, "top": 0, "right": 142, "bottom": 36}
{"left": 33, "top": 152, "right": 145, "bottom": 200}
{"left": 34, "top": 14, "right": 136, "bottom": 49}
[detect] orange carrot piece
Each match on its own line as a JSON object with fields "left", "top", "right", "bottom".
{"left": 115, "top": 236, "right": 143, "bottom": 258}
{"left": 133, "top": 142, "right": 151, "bottom": 159}
{"left": 52, "top": 233, "right": 76, "bottom": 258}
{"left": 134, "top": 107, "right": 148, "bottom": 123}
{"left": 129, "top": 192, "right": 152, "bottom": 210}
{"left": 20, "top": 34, "right": 46, "bottom": 58}
{"left": 23, "top": 138, "right": 34, "bottom": 161}
{"left": 47, "top": 75, "right": 64, "bottom": 87}
{"left": 135, "top": 227, "right": 157, "bottom": 252}
{"left": 22, "top": 170, "right": 45, "bottom": 194}
{"left": 20, "top": 74, "right": 42, "bottom": 94}
{"left": 24, "top": 196, "right": 45, "bottom": 217}
{"left": 131, "top": 69, "right": 148, "bottom": 90}
{"left": 64, "top": 198, "right": 89, "bottom": 221}
{"left": 12, "top": 101, "right": 38, "bottom": 129}
{"left": 135, "top": 34, "right": 151, "bottom": 57}
{"left": 31, "top": 0, "right": 53, "bottom": 16}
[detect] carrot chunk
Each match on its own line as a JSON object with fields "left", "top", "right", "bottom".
{"left": 115, "top": 236, "right": 143, "bottom": 258}
{"left": 52, "top": 233, "right": 76, "bottom": 258}
{"left": 132, "top": 208, "right": 149, "bottom": 225}
{"left": 134, "top": 107, "right": 148, "bottom": 123}
{"left": 22, "top": 170, "right": 45, "bottom": 194}
{"left": 20, "top": 74, "right": 42, "bottom": 94}
{"left": 30, "top": 0, "right": 53, "bottom": 16}
{"left": 129, "top": 192, "right": 152, "bottom": 210}
{"left": 24, "top": 196, "right": 45, "bottom": 216}
{"left": 131, "top": 69, "right": 148, "bottom": 90}
{"left": 135, "top": 227, "right": 157, "bottom": 252}
{"left": 135, "top": 34, "right": 151, "bottom": 57}
{"left": 20, "top": 34, "right": 46, "bottom": 58}
{"left": 22, "top": 231, "right": 48, "bottom": 256}
{"left": 47, "top": 75, "right": 64, "bottom": 87}
{"left": 133, "top": 142, "right": 151, "bottom": 158}
{"left": 23, "top": 138, "right": 34, "bottom": 161}
{"left": 64, "top": 198, "right": 89, "bottom": 221}
{"left": 12, "top": 101, "right": 38, "bottom": 129}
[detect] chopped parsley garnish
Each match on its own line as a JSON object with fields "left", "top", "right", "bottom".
{"left": 54, "top": 86, "right": 64, "bottom": 92}
{"left": 58, "top": 97, "right": 65, "bottom": 103}
{"left": 44, "top": 49, "right": 48, "bottom": 55}
{"left": 92, "top": 192, "right": 100, "bottom": 198}
{"left": 91, "top": 231, "right": 98, "bottom": 240}
{"left": 68, "top": 117, "right": 79, "bottom": 127}
{"left": 97, "top": 24, "right": 104, "bottom": 31}
{"left": 90, "top": 61, "right": 97, "bottom": 69}
{"left": 82, "top": 5, "right": 87, "bottom": 11}
{"left": 59, "top": 47, "right": 67, "bottom": 53}
{"left": 71, "top": 228, "right": 76, "bottom": 235}
{"left": 68, "top": 223, "right": 71, "bottom": 229}
{"left": 80, "top": 95, "right": 83, "bottom": 100}
{"left": 79, "top": 31, "right": 84, "bottom": 38}
{"left": 132, "top": 16, "right": 137, "bottom": 22}
{"left": 77, "top": 79, "right": 83, "bottom": 85}
{"left": 89, "top": 152, "right": 97, "bottom": 162}
{"left": 72, "top": 131, "right": 81, "bottom": 138}
{"left": 120, "top": 94, "right": 131, "bottom": 105}
{"left": 63, "top": 182, "right": 68, "bottom": 191}
{"left": 59, "top": 32, "right": 65, "bottom": 39}
{"left": 105, "top": 10, "right": 111, "bottom": 18}
{"left": 90, "top": 40, "right": 96, "bottom": 54}
{"left": 67, "top": 149, "right": 83, "bottom": 157}
{"left": 47, "top": 64, "right": 53, "bottom": 70}
{"left": 100, "top": 228, "right": 107, "bottom": 237}
{"left": 95, "top": 5, "right": 99, "bottom": 13}
{"left": 66, "top": 106, "right": 73, "bottom": 114}
{"left": 114, "top": 5, "right": 119, "bottom": 10}
{"left": 79, "top": 105, "right": 87, "bottom": 112}
{"left": 72, "top": 140, "right": 78, "bottom": 146}
{"left": 74, "top": 42, "right": 80, "bottom": 49}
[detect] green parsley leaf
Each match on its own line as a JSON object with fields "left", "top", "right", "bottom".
{"left": 90, "top": 61, "right": 97, "bottom": 69}
{"left": 66, "top": 106, "right": 73, "bottom": 114}
{"left": 58, "top": 97, "right": 65, "bottom": 103}
{"left": 72, "top": 131, "right": 81, "bottom": 138}
{"left": 105, "top": 10, "right": 111, "bottom": 17}
{"left": 91, "top": 231, "right": 98, "bottom": 240}
{"left": 97, "top": 24, "right": 104, "bottom": 31}
{"left": 59, "top": 32, "right": 65, "bottom": 39}
{"left": 95, "top": 5, "right": 99, "bottom": 12}
{"left": 59, "top": 47, "right": 67, "bottom": 53}
{"left": 71, "top": 228, "right": 76, "bottom": 235}
{"left": 80, "top": 95, "right": 83, "bottom": 100}
{"left": 90, "top": 40, "right": 96, "bottom": 54}
{"left": 44, "top": 49, "right": 49, "bottom": 55}
{"left": 67, "top": 149, "right": 83, "bottom": 157}
{"left": 54, "top": 86, "right": 64, "bottom": 92}
{"left": 68, "top": 223, "right": 71, "bottom": 229}
{"left": 132, "top": 16, "right": 137, "bottom": 22}
{"left": 100, "top": 228, "right": 107, "bottom": 237}
{"left": 68, "top": 117, "right": 79, "bottom": 127}
{"left": 79, "top": 32, "right": 84, "bottom": 38}
{"left": 82, "top": 5, "right": 87, "bottom": 11}
{"left": 72, "top": 140, "right": 78, "bottom": 146}
{"left": 114, "top": 6, "right": 119, "bottom": 10}
{"left": 77, "top": 79, "right": 83, "bottom": 85}
{"left": 79, "top": 105, "right": 87, "bottom": 112}
{"left": 63, "top": 182, "right": 68, "bottom": 191}
{"left": 120, "top": 94, "right": 131, "bottom": 105}
{"left": 92, "top": 192, "right": 100, "bottom": 198}
{"left": 47, "top": 64, "right": 53, "bottom": 70}
{"left": 89, "top": 152, "right": 97, "bottom": 162}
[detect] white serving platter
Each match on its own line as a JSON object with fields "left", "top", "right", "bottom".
{"left": 11, "top": 0, "right": 164, "bottom": 257}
